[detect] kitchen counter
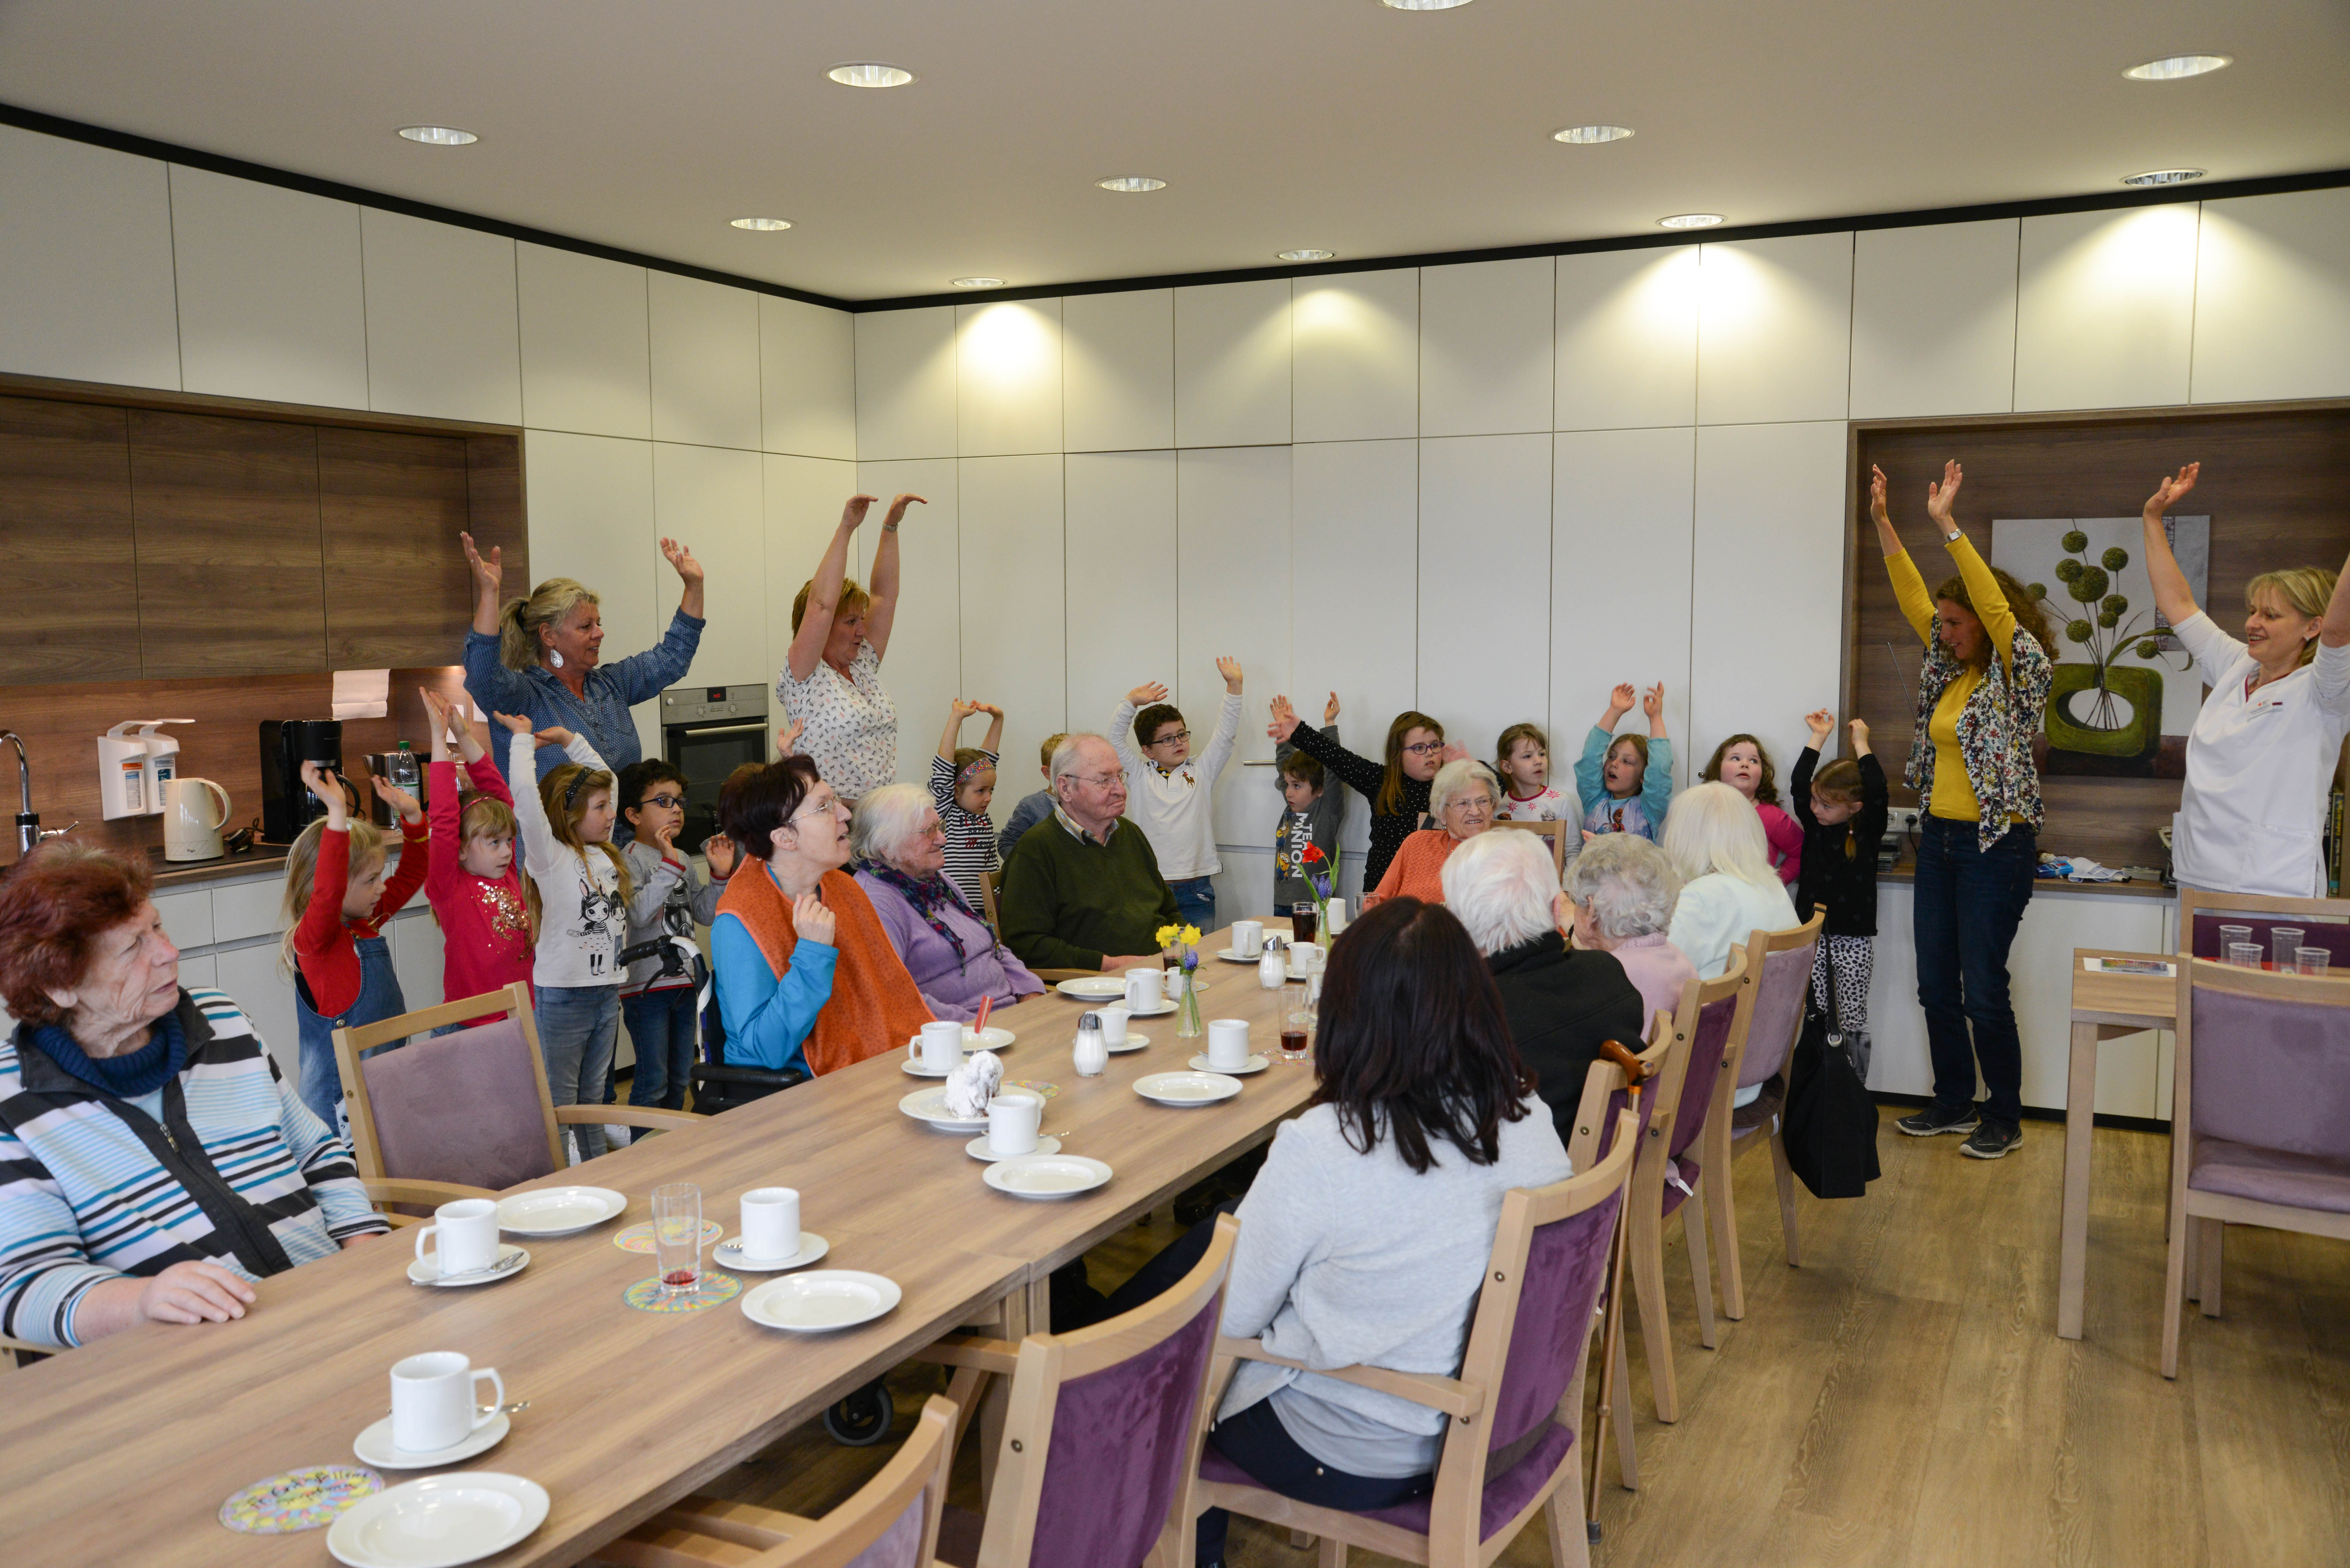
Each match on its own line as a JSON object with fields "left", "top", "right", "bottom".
{"left": 146, "top": 841, "right": 297, "bottom": 890}
{"left": 1880, "top": 856, "right": 2171, "bottom": 901}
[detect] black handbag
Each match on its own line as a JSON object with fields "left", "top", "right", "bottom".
{"left": 1780, "top": 987, "right": 1880, "bottom": 1199}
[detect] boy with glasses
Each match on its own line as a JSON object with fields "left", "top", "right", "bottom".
{"left": 614, "top": 759, "right": 732, "bottom": 1112}
{"left": 1110, "top": 659, "right": 1245, "bottom": 931}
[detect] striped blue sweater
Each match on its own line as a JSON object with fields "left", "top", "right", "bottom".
{"left": 0, "top": 987, "right": 389, "bottom": 1349}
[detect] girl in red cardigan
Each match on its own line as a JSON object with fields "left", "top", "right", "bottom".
{"left": 420, "top": 688, "right": 536, "bottom": 1021}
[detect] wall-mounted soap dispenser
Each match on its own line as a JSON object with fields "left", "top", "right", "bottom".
{"left": 139, "top": 720, "right": 192, "bottom": 813}
{"left": 99, "top": 721, "right": 155, "bottom": 819}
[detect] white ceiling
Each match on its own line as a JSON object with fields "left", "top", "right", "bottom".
{"left": 3, "top": 0, "right": 2347, "bottom": 303}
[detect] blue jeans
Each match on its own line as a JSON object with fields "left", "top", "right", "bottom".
{"left": 536, "top": 984, "right": 620, "bottom": 1161}
{"left": 1913, "top": 814, "right": 2035, "bottom": 1127}
{"left": 1170, "top": 877, "right": 1217, "bottom": 934}
{"left": 621, "top": 987, "right": 698, "bottom": 1111}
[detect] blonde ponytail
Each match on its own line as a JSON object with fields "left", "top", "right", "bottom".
{"left": 499, "top": 578, "right": 600, "bottom": 672}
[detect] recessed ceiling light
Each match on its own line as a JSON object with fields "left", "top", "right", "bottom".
{"left": 730, "top": 217, "right": 792, "bottom": 231}
{"left": 952, "top": 277, "right": 1004, "bottom": 288}
{"left": 2124, "top": 54, "right": 2231, "bottom": 81}
{"left": 396, "top": 125, "right": 477, "bottom": 146}
{"left": 1277, "top": 249, "right": 1337, "bottom": 262}
{"left": 1553, "top": 125, "right": 1634, "bottom": 144}
{"left": 2121, "top": 168, "right": 2207, "bottom": 186}
{"left": 1657, "top": 213, "right": 1724, "bottom": 229}
{"left": 1097, "top": 176, "right": 1168, "bottom": 193}
{"left": 1381, "top": 0, "right": 1475, "bottom": 8}
{"left": 828, "top": 62, "right": 914, "bottom": 88}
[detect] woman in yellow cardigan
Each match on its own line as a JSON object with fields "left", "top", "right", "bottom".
{"left": 1363, "top": 759, "right": 1501, "bottom": 907}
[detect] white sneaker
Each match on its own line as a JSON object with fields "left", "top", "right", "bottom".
{"left": 606, "top": 1125, "right": 633, "bottom": 1149}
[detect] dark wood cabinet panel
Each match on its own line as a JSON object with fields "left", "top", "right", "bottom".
{"left": 131, "top": 410, "right": 328, "bottom": 678}
{"left": 465, "top": 432, "right": 529, "bottom": 599}
{"left": 0, "top": 396, "right": 142, "bottom": 683}
{"left": 320, "top": 427, "right": 474, "bottom": 668}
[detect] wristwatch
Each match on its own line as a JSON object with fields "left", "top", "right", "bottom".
{"left": 1944, "top": 527, "right": 1962, "bottom": 542}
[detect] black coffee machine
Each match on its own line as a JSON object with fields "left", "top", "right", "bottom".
{"left": 260, "top": 719, "right": 345, "bottom": 843}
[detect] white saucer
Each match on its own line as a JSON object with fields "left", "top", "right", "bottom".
{"left": 327, "top": 1472, "right": 549, "bottom": 1568}
{"left": 1054, "top": 976, "right": 1130, "bottom": 999}
{"left": 984, "top": 1154, "right": 1114, "bottom": 1199}
{"left": 1103, "top": 1029, "right": 1150, "bottom": 1054}
{"left": 494, "top": 1186, "right": 625, "bottom": 1237}
{"left": 1189, "top": 1053, "right": 1270, "bottom": 1075}
{"left": 902, "top": 1059, "right": 955, "bottom": 1077}
{"left": 407, "top": 1243, "right": 529, "bottom": 1287}
{"left": 898, "top": 1084, "right": 1041, "bottom": 1133}
{"left": 1216, "top": 949, "right": 1268, "bottom": 962}
{"left": 714, "top": 1233, "right": 830, "bottom": 1273}
{"left": 1120, "top": 999, "right": 1178, "bottom": 1017}
{"left": 353, "top": 1414, "right": 511, "bottom": 1471}
{"left": 906, "top": 1027, "right": 1016, "bottom": 1061}
{"left": 741, "top": 1270, "right": 903, "bottom": 1332}
{"left": 966, "top": 1133, "right": 1063, "bottom": 1162}
{"left": 1133, "top": 1071, "right": 1244, "bottom": 1107}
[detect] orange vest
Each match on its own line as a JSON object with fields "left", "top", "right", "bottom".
{"left": 716, "top": 863, "right": 934, "bottom": 1076}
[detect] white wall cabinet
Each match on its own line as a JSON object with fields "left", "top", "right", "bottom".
{"left": 1176, "top": 446, "right": 1290, "bottom": 847}
{"left": 1065, "top": 450, "right": 1179, "bottom": 740}
{"left": 171, "top": 166, "right": 368, "bottom": 410}
{"left": 1553, "top": 247, "right": 1698, "bottom": 433}
{"left": 2193, "top": 188, "right": 2350, "bottom": 406}
{"left": 654, "top": 443, "right": 766, "bottom": 687}
{"left": 853, "top": 457, "right": 960, "bottom": 782}
{"left": 1062, "top": 290, "right": 1175, "bottom": 453}
{"left": 1174, "top": 281, "right": 1291, "bottom": 449}
{"left": 649, "top": 274, "right": 761, "bottom": 452}
{"left": 1292, "top": 270, "right": 1418, "bottom": 444}
{"left": 2014, "top": 206, "right": 2198, "bottom": 412}
{"left": 761, "top": 454, "right": 861, "bottom": 693}
{"left": 518, "top": 244, "right": 652, "bottom": 439}
{"left": 761, "top": 296, "right": 858, "bottom": 460}
{"left": 957, "top": 300, "right": 1063, "bottom": 457}
{"left": 0, "top": 125, "right": 181, "bottom": 390}
{"left": 1696, "top": 233, "right": 1852, "bottom": 427}
{"left": 526, "top": 433, "right": 661, "bottom": 757}
{"left": 363, "top": 210, "right": 522, "bottom": 425}
{"left": 855, "top": 307, "right": 957, "bottom": 461}
{"left": 1418, "top": 434, "right": 1551, "bottom": 754}
{"left": 1420, "top": 259, "right": 1553, "bottom": 438}
{"left": 1849, "top": 219, "right": 2018, "bottom": 419}
{"left": 958, "top": 453, "right": 1068, "bottom": 804}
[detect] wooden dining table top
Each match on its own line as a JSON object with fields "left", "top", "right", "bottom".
{"left": 0, "top": 927, "right": 1320, "bottom": 1568}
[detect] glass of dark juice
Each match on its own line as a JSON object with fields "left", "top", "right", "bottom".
{"left": 1290, "top": 901, "right": 1318, "bottom": 947}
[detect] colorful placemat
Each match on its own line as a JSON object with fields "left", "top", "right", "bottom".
{"left": 219, "top": 1465, "right": 384, "bottom": 1534}
{"left": 623, "top": 1271, "right": 742, "bottom": 1313}
{"left": 1009, "top": 1080, "right": 1060, "bottom": 1099}
{"left": 613, "top": 1218, "right": 725, "bottom": 1254}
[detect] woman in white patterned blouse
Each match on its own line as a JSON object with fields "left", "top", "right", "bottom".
{"left": 778, "top": 492, "right": 925, "bottom": 801}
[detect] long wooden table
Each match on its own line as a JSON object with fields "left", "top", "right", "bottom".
{"left": 2058, "top": 948, "right": 2178, "bottom": 1341}
{"left": 0, "top": 928, "right": 1317, "bottom": 1567}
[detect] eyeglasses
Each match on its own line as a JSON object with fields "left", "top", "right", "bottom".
{"left": 1061, "top": 772, "right": 1124, "bottom": 790}
{"left": 1449, "top": 797, "right": 1494, "bottom": 816}
{"left": 641, "top": 793, "right": 686, "bottom": 810}
{"left": 790, "top": 795, "right": 841, "bottom": 824}
{"left": 1147, "top": 730, "right": 1191, "bottom": 747}
{"left": 1399, "top": 741, "right": 1445, "bottom": 756}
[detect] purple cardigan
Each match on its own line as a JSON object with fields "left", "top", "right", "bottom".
{"left": 1607, "top": 932, "right": 1698, "bottom": 1033}
{"left": 854, "top": 870, "right": 1046, "bottom": 1024}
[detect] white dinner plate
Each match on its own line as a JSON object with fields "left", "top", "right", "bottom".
{"left": 406, "top": 1244, "right": 529, "bottom": 1288}
{"left": 984, "top": 1154, "right": 1114, "bottom": 1199}
{"left": 898, "top": 1084, "right": 1041, "bottom": 1133}
{"left": 1188, "top": 1053, "right": 1270, "bottom": 1076}
{"left": 353, "top": 1414, "right": 510, "bottom": 1472}
{"left": 1133, "top": 1071, "right": 1243, "bottom": 1107}
{"left": 493, "top": 1186, "right": 625, "bottom": 1238}
{"left": 966, "top": 1133, "right": 1063, "bottom": 1162}
{"left": 740, "top": 1270, "right": 903, "bottom": 1332}
{"left": 1103, "top": 1029, "right": 1150, "bottom": 1054}
{"left": 714, "top": 1233, "right": 829, "bottom": 1273}
{"left": 1054, "top": 976, "right": 1131, "bottom": 999}
{"left": 326, "top": 1472, "right": 549, "bottom": 1568}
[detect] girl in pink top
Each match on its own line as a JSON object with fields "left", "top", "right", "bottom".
{"left": 1703, "top": 734, "right": 1802, "bottom": 887}
{"left": 419, "top": 689, "right": 535, "bottom": 1016}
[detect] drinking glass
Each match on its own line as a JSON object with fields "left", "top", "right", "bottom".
{"left": 2298, "top": 946, "right": 2331, "bottom": 978}
{"left": 2227, "top": 942, "right": 2263, "bottom": 969}
{"left": 652, "top": 1182, "right": 702, "bottom": 1299}
{"left": 1279, "top": 1011, "right": 1312, "bottom": 1063}
{"left": 2218, "top": 924, "right": 2253, "bottom": 959}
{"left": 1290, "top": 901, "right": 1319, "bottom": 947}
{"left": 2272, "top": 927, "right": 2306, "bottom": 970}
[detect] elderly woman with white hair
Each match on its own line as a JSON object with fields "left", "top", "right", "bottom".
{"left": 851, "top": 784, "right": 1044, "bottom": 1023}
{"left": 1441, "top": 829, "right": 1644, "bottom": 1142}
{"left": 1562, "top": 832, "right": 1698, "bottom": 1025}
{"left": 1364, "top": 758, "right": 1501, "bottom": 907}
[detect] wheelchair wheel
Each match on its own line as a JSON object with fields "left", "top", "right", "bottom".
{"left": 823, "top": 1378, "right": 893, "bottom": 1447}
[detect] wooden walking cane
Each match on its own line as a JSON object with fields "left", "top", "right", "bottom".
{"left": 1585, "top": 1038, "right": 1649, "bottom": 1535}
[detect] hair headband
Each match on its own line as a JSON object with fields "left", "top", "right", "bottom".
{"left": 564, "top": 769, "right": 592, "bottom": 811}
{"left": 955, "top": 757, "right": 993, "bottom": 785}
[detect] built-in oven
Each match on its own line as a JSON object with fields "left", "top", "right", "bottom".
{"left": 659, "top": 684, "right": 770, "bottom": 851}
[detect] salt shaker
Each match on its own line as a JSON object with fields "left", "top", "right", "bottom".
{"left": 1072, "top": 1011, "right": 1109, "bottom": 1077}
{"left": 1258, "top": 935, "right": 1289, "bottom": 991}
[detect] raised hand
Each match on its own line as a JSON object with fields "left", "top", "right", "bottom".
{"left": 973, "top": 702, "right": 1004, "bottom": 719}
{"left": 1267, "top": 694, "right": 1300, "bottom": 742}
{"left": 1440, "top": 742, "right": 1472, "bottom": 764}
{"left": 1925, "top": 458, "right": 1964, "bottom": 529}
{"left": 491, "top": 711, "right": 535, "bottom": 736}
{"left": 299, "top": 759, "right": 340, "bottom": 806}
{"left": 793, "top": 891, "right": 837, "bottom": 947}
{"left": 1216, "top": 656, "right": 1244, "bottom": 694}
{"left": 951, "top": 698, "right": 984, "bottom": 723}
{"left": 702, "top": 834, "right": 738, "bottom": 879}
{"left": 649, "top": 817, "right": 680, "bottom": 853}
{"left": 1641, "top": 683, "right": 1665, "bottom": 723}
{"left": 777, "top": 718, "right": 804, "bottom": 758}
{"left": 839, "top": 494, "right": 879, "bottom": 531}
{"left": 658, "top": 537, "right": 704, "bottom": 588}
{"left": 1868, "top": 464, "right": 1891, "bottom": 527}
{"left": 370, "top": 775, "right": 423, "bottom": 824}
{"left": 459, "top": 532, "right": 502, "bottom": 598}
{"left": 1848, "top": 717, "right": 1872, "bottom": 754}
{"left": 533, "top": 726, "right": 576, "bottom": 750}
{"left": 1128, "top": 681, "right": 1170, "bottom": 708}
{"left": 1806, "top": 707, "right": 1835, "bottom": 745}
{"left": 1323, "top": 691, "right": 1341, "bottom": 724}
{"left": 2145, "top": 462, "right": 2201, "bottom": 516}
{"left": 882, "top": 493, "right": 927, "bottom": 527}
{"left": 1605, "top": 683, "right": 1636, "bottom": 721}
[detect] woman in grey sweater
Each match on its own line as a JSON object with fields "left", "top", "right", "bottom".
{"left": 1097, "top": 898, "right": 1571, "bottom": 1566}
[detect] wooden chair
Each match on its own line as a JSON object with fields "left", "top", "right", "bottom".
{"left": 599, "top": 1394, "right": 959, "bottom": 1567}
{"left": 1494, "top": 818, "right": 1568, "bottom": 876}
{"left": 1697, "top": 912, "right": 1824, "bottom": 1321}
{"left": 1194, "top": 1109, "right": 1641, "bottom": 1568}
{"left": 2178, "top": 886, "right": 2350, "bottom": 966}
{"left": 2161, "top": 955, "right": 2350, "bottom": 1379}
{"left": 980, "top": 867, "right": 1003, "bottom": 932}
{"left": 333, "top": 983, "right": 701, "bottom": 1213}
{"left": 1565, "top": 1021, "right": 1666, "bottom": 1503}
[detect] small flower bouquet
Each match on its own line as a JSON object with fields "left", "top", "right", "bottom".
{"left": 1299, "top": 842, "right": 1340, "bottom": 944}
{"left": 1156, "top": 922, "right": 1205, "bottom": 1037}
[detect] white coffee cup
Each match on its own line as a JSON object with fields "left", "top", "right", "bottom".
{"left": 988, "top": 1091, "right": 1042, "bottom": 1156}
{"left": 740, "top": 1186, "right": 802, "bottom": 1263}
{"left": 1125, "top": 968, "right": 1165, "bottom": 1010}
{"left": 1232, "top": 920, "right": 1264, "bottom": 958}
{"left": 1098, "top": 1005, "right": 1131, "bottom": 1046}
{"left": 1324, "top": 898, "right": 1347, "bottom": 935}
{"left": 1207, "top": 1018, "right": 1252, "bottom": 1072}
{"left": 414, "top": 1197, "right": 501, "bottom": 1277}
{"left": 389, "top": 1351, "right": 504, "bottom": 1454}
{"left": 910, "top": 1019, "right": 964, "bottom": 1072}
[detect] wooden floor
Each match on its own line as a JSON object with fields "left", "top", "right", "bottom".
{"left": 703, "top": 1111, "right": 2350, "bottom": 1567}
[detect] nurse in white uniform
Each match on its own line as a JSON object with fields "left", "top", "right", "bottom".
{"left": 2139, "top": 463, "right": 2350, "bottom": 897}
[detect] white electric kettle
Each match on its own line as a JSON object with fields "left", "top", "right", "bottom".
{"left": 164, "top": 778, "right": 231, "bottom": 862}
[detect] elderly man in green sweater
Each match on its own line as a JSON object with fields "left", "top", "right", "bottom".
{"left": 999, "top": 734, "right": 1178, "bottom": 972}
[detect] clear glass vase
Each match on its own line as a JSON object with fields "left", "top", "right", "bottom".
{"left": 1174, "top": 968, "right": 1206, "bottom": 1038}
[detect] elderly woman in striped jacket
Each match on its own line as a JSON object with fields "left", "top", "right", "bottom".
{"left": 0, "top": 845, "right": 386, "bottom": 1350}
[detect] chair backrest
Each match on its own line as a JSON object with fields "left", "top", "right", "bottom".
{"left": 336, "top": 983, "right": 563, "bottom": 1189}
{"left": 1663, "top": 953, "right": 1747, "bottom": 1164}
{"left": 1733, "top": 913, "right": 1824, "bottom": 1089}
{"left": 1493, "top": 818, "right": 1567, "bottom": 874}
{"left": 2180, "top": 957, "right": 2350, "bottom": 1163}
{"left": 739, "top": 1395, "right": 957, "bottom": 1568}
{"left": 982, "top": 1214, "right": 1239, "bottom": 1568}
{"left": 1571, "top": 1008, "right": 1672, "bottom": 1171}
{"left": 981, "top": 867, "right": 1003, "bottom": 932}
{"left": 2181, "top": 886, "right": 2350, "bottom": 963}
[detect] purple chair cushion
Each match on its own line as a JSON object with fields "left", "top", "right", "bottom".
{"left": 2189, "top": 985, "right": 2350, "bottom": 1161}
{"left": 1667, "top": 998, "right": 1735, "bottom": 1162}
{"left": 843, "top": 1492, "right": 926, "bottom": 1568}
{"left": 360, "top": 1019, "right": 557, "bottom": 1193}
{"left": 1660, "top": 1154, "right": 1699, "bottom": 1217}
{"left": 2191, "top": 914, "right": 2350, "bottom": 964}
{"left": 1033, "top": 1295, "right": 1218, "bottom": 1568}
{"left": 1487, "top": 1191, "right": 1621, "bottom": 1453}
{"left": 1740, "top": 943, "right": 1815, "bottom": 1089}
{"left": 2188, "top": 1134, "right": 2350, "bottom": 1213}
{"left": 1360, "top": 1423, "right": 1576, "bottom": 1539}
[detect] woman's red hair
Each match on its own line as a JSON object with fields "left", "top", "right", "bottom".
{"left": 0, "top": 844, "right": 155, "bottom": 1026}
